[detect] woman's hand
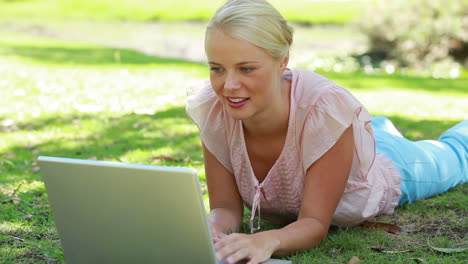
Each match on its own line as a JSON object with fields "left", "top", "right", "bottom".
{"left": 215, "top": 231, "right": 280, "bottom": 264}
{"left": 210, "top": 222, "right": 228, "bottom": 244}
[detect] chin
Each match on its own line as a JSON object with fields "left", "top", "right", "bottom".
{"left": 227, "top": 112, "right": 249, "bottom": 121}
{"left": 225, "top": 108, "right": 251, "bottom": 121}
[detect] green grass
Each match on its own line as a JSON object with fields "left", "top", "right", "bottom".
{"left": 0, "top": 0, "right": 371, "bottom": 25}
{"left": 0, "top": 31, "right": 467, "bottom": 263}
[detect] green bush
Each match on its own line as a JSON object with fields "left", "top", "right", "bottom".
{"left": 356, "top": 0, "right": 467, "bottom": 70}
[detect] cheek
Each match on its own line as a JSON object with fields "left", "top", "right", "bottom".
{"left": 252, "top": 74, "right": 275, "bottom": 95}
{"left": 209, "top": 75, "right": 224, "bottom": 95}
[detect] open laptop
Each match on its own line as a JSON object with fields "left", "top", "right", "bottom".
{"left": 38, "top": 156, "right": 291, "bottom": 264}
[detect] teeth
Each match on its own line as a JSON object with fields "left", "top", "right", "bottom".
{"left": 228, "top": 98, "right": 247, "bottom": 103}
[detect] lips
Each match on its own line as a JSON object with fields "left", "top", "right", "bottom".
{"left": 227, "top": 97, "right": 248, "bottom": 103}
{"left": 226, "top": 97, "right": 249, "bottom": 108}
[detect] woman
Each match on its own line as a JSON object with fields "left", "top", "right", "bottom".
{"left": 186, "top": 0, "right": 468, "bottom": 263}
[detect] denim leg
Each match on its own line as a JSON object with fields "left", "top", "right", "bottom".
{"left": 371, "top": 117, "right": 468, "bottom": 205}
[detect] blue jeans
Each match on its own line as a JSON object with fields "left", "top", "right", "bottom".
{"left": 371, "top": 116, "right": 468, "bottom": 205}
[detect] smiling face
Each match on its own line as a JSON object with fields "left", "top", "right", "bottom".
{"left": 205, "top": 28, "right": 289, "bottom": 123}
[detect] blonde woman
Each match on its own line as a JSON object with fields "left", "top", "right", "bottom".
{"left": 186, "top": 0, "right": 468, "bottom": 263}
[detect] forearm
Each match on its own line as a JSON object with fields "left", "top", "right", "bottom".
{"left": 209, "top": 207, "right": 243, "bottom": 234}
{"left": 264, "top": 217, "right": 329, "bottom": 256}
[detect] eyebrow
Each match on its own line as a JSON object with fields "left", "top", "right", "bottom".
{"left": 208, "top": 61, "right": 259, "bottom": 66}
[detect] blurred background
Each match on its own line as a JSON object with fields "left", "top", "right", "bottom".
{"left": 1, "top": 0, "right": 467, "bottom": 75}
{"left": 0, "top": 0, "right": 467, "bottom": 262}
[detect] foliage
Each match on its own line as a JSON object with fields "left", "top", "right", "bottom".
{"left": 356, "top": 0, "right": 468, "bottom": 74}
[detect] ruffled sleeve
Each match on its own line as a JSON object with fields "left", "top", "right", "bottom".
{"left": 185, "top": 80, "right": 233, "bottom": 173}
{"left": 300, "top": 84, "right": 375, "bottom": 181}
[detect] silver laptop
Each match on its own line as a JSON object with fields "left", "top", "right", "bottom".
{"left": 38, "top": 156, "right": 291, "bottom": 264}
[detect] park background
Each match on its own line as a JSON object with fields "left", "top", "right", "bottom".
{"left": 0, "top": 0, "right": 466, "bottom": 263}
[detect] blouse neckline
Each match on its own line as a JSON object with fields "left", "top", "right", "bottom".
{"left": 239, "top": 69, "right": 295, "bottom": 187}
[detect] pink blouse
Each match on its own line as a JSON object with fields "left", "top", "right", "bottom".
{"left": 186, "top": 69, "right": 401, "bottom": 232}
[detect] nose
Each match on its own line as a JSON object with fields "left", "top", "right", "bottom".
{"left": 224, "top": 72, "right": 241, "bottom": 90}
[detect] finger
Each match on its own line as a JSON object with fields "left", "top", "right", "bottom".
{"left": 246, "top": 258, "right": 259, "bottom": 264}
{"left": 215, "top": 234, "right": 245, "bottom": 260}
{"left": 215, "top": 233, "right": 239, "bottom": 250}
{"left": 216, "top": 242, "right": 238, "bottom": 261}
{"left": 225, "top": 248, "right": 250, "bottom": 264}
{"left": 213, "top": 232, "right": 227, "bottom": 244}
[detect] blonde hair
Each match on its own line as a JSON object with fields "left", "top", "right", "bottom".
{"left": 206, "top": 0, "right": 294, "bottom": 59}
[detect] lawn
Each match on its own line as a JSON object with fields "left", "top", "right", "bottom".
{"left": 0, "top": 29, "right": 467, "bottom": 264}
{"left": 0, "top": 0, "right": 372, "bottom": 25}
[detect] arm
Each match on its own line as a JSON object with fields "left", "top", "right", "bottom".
{"left": 216, "top": 125, "right": 354, "bottom": 263}
{"left": 203, "top": 143, "right": 244, "bottom": 240}
{"left": 272, "top": 125, "right": 355, "bottom": 255}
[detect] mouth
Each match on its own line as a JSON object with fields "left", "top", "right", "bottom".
{"left": 226, "top": 97, "right": 249, "bottom": 108}
{"left": 227, "top": 97, "right": 248, "bottom": 103}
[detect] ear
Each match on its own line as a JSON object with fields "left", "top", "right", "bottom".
{"left": 280, "top": 55, "right": 289, "bottom": 72}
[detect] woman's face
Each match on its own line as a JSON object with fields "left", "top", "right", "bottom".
{"left": 205, "top": 28, "right": 287, "bottom": 122}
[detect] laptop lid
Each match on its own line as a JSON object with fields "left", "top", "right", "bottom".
{"left": 38, "top": 156, "right": 217, "bottom": 264}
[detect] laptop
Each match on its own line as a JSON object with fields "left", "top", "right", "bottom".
{"left": 38, "top": 156, "right": 291, "bottom": 264}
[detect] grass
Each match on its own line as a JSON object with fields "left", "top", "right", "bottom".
{"left": 0, "top": 0, "right": 371, "bottom": 25}
{"left": 0, "top": 31, "right": 467, "bottom": 263}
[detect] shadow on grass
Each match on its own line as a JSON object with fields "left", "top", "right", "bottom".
{"left": 0, "top": 105, "right": 203, "bottom": 186}
{"left": 0, "top": 43, "right": 205, "bottom": 66}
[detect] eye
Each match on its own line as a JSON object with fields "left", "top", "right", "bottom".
{"left": 210, "top": 67, "right": 223, "bottom": 73}
{"left": 241, "top": 67, "right": 254, "bottom": 73}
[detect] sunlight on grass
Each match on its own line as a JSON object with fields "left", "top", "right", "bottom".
{"left": 0, "top": 0, "right": 367, "bottom": 25}
{"left": 321, "top": 71, "right": 468, "bottom": 96}
{"left": 353, "top": 90, "right": 467, "bottom": 120}
{"left": 0, "top": 56, "right": 205, "bottom": 122}
{"left": 0, "top": 123, "right": 88, "bottom": 150}
{"left": 118, "top": 149, "right": 158, "bottom": 164}
{"left": 0, "top": 246, "right": 30, "bottom": 259}
{"left": 0, "top": 221, "right": 33, "bottom": 234}
{"left": 0, "top": 180, "right": 44, "bottom": 195}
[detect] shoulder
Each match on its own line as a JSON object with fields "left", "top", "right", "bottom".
{"left": 186, "top": 79, "right": 217, "bottom": 112}
{"left": 289, "top": 69, "right": 362, "bottom": 121}
{"left": 186, "top": 80, "right": 226, "bottom": 128}
{"left": 186, "top": 79, "right": 235, "bottom": 172}
{"left": 289, "top": 70, "right": 374, "bottom": 173}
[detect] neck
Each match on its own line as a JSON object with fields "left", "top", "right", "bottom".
{"left": 242, "top": 79, "right": 291, "bottom": 139}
